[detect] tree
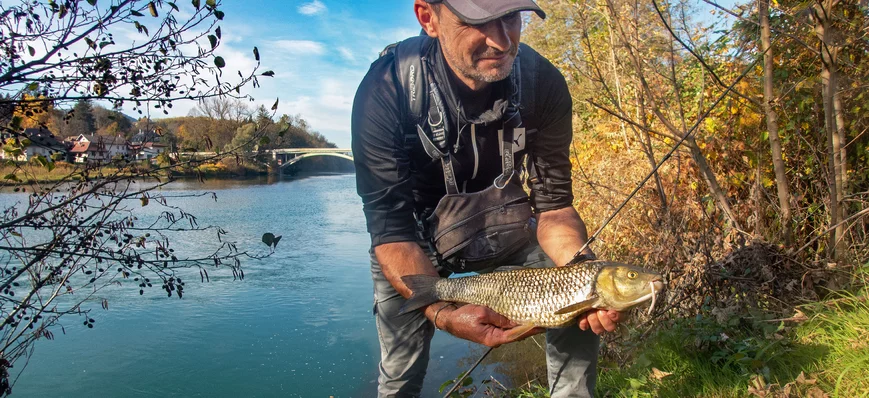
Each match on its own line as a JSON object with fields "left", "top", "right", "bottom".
{"left": 93, "top": 105, "right": 133, "bottom": 136}
{"left": 66, "top": 99, "right": 96, "bottom": 137}
{"left": 0, "top": 0, "right": 272, "bottom": 135}
{"left": 0, "top": 0, "right": 276, "bottom": 394}
{"left": 759, "top": 0, "right": 792, "bottom": 243}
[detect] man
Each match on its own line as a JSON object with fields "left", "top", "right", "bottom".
{"left": 351, "top": 1, "right": 624, "bottom": 396}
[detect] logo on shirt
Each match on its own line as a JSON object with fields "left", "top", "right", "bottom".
{"left": 513, "top": 128, "right": 526, "bottom": 153}
{"left": 409, "top": 65, "right": 417, "bottom": 104}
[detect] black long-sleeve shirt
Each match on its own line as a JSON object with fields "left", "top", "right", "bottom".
{"left": 352, "top": 38, "right": 574, "bottom": 247}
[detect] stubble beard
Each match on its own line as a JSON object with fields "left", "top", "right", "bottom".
{"left": 442, "top": 42, "right": 518, "bottom": 84}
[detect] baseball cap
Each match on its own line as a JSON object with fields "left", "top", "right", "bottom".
{"left": 425, "top": 0, "right": 546, "bottom": 25}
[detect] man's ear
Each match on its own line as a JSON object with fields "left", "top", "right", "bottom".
{"left": 414, "top": 0, "right": 439, "bottom": 38}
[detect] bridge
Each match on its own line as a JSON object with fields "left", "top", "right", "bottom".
{"left": 177, "top": 148, "right": 353, "bottom": 169}
{"left": 267, "top": 148, "right": 353, "bottom": 168}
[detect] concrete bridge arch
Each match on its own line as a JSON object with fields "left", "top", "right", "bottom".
{"left": 278, "top": 151, "right": 354, "bottom": 168}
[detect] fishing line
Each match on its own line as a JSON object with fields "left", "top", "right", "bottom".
{"left": 443, "top": 40, "right": 771, "bottom": 398}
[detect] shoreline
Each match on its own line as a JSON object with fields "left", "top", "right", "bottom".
{"left": 0, "top": 161, "right": 354, "bottom": 187}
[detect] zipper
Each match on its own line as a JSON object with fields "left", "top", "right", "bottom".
{"left": 433, "top": 198, "right": 530, "bottom": 239}
{"left": 471, "top": 124, "right": 479, "bottom": 181}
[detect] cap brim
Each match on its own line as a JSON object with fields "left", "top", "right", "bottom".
{"left": 441, "top": 0, "right": 546, "bottom": 25}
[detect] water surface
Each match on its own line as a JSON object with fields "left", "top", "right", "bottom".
{"left": 7, "top": 174, "right": 486, "bottom": 397}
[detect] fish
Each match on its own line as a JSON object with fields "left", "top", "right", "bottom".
{"left": 400, "top": 261, "right": 664, "bottom": 341}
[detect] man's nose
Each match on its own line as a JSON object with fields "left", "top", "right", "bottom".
{"left": 482, "top": 18, "right": 513, "bottom": 52}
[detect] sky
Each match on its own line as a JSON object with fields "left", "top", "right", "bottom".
{"left": 148, "top": 1, "right": 424, "bottom": 148}
{"left": 121, "top": 0, "right": 736, "bottom": 148}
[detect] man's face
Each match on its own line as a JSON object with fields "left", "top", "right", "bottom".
{"left": 429, "top": 6, "right": 522, "bottom": 90}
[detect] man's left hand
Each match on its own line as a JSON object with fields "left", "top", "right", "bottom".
{"left": 577, "top": 309, "right": 623, "bottom": 334}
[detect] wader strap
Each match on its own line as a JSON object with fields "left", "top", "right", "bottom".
{"left": 416, "top": 125, "right": 460, "bottom": 195}
{"left": 494, "top": 125, "right": 515, "bottom": 189}
{"left": 415, "top": 62, "right": 460, "bottom": 195}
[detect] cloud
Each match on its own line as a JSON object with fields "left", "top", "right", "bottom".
{"left": 337, "top": 47, "right": 355, "bottom": 62}
{"left": 271, "top": 40, "right": 325, "bottom": 55}
{"left": 273, "top": 76, "right": 362, "bottom": 147}
{"left": 298, "top": 1, "right": 327, "bottom": 16}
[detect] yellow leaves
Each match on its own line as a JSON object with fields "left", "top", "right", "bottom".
{"left": 729, "top": 173, "right": 745, "bottom": 188}
{"left": 741, "top": 111, "right": 761, "bottom": 127}
{"left": 704, "top": 118, "right": 718, "bottom": 133}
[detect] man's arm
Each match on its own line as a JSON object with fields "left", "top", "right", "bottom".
{"left": 536, "top": 206, "right": 623, "bottom": 334}
{"left": 374, "top": 241, "right": 540, "bottom": 347}
{"left": 535, "top": 206, "right": 594, "bottom": 266}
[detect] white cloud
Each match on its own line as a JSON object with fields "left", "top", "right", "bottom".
{"left": 298, "top": 1, "right": 327, "bottom": 16}
{"left": 337, "top": 47, "right": 355, "bottom": 62}
{"left": 271, "top": 40, "right": 325, "bottom": 55}
{"left": 274, "top": 76, "right": 362, "bottom": 147}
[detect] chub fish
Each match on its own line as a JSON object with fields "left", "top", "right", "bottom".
{"left": 400, "top": 261, "right": 664, "bottom": 341}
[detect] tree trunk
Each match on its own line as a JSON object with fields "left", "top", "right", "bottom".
{"left": 760, "top": 0, "right": 793, "bottom": 244}
{"left": 834, "top": 88, "right": 847, "bottom": 196}
{"left": 813, "top": 0, "right": 845, "bottom": 256}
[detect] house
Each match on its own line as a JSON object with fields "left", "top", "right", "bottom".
{"left": 0, "top": 127, "right": 68, "bottom": 162}
{"left": 129, "top": 130, "right": 169, "bottom": 162}
{"left": 69, "top": 134, "right": 129, "bottom": 164}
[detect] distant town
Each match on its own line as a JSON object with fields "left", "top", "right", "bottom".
{"left": 1, "top": 127, "right": 166, "bottom": 164}
{"left": 1, "top": 98, "right": 354, "bottom": 175}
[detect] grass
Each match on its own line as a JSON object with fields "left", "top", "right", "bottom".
{"left": 0, "top": 158, "right": 269, "bottom": 187}
{"left": 796, "top": 290, "right": 869, "bottom": 397}
{"left": 0, "top": 161, "right": 83, "bottom": 185}
{"left": 504, "top": 271, "right": 869, "bottom": 398}
{"left": 593, "top": 290, "right": 869, "bottom": 397}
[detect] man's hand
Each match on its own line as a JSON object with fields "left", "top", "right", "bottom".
{"left": 437, "top": 304, "right": 544, "bottom": 347}
{"left": 578, "top": 309, "right": 624, "bottom": 334}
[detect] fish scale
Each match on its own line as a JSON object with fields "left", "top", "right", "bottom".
{"left": 433, "top": 264, "right": 604, "bottom": 328}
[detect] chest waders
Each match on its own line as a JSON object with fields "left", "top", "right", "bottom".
{"left": 383, "top": 36, "right": 536, "bottom": 273}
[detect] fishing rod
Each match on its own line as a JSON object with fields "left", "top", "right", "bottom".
{"left": 442, "top": 45, "right": 770, "bottom": 398}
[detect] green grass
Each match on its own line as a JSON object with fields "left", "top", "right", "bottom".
{"left": 507, "top": 275, "right": 869, "bottom": 398}
{"left": 796, "top": 290, "right": 869, "bottom": 397}
{"left": 592, "top": 292, "right": 869, "bottom": 397}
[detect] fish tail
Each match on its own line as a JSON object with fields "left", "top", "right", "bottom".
{"left": 399, "top": 274, "right": 441, "bottom": 314}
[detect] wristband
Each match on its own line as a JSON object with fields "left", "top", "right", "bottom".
{"left": 433, "top": 302, "right": 455, "bottom": 330}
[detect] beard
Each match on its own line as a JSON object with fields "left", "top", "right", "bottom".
{"left": 442, "top": 42, "right": 519, "bottom": 84}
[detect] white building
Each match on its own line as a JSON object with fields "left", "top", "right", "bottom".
{"left": 69, "top": 134, "right": 129, "bottom": 164}
{"left": 129, "top": 130, "right": 168, "bottom": 162}
{"left": 0, "top": 128, "right": 68, "bottom": 162}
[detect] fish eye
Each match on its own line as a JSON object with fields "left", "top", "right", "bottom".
{"left": 627, "top": 271, "right": 638, "bottom": 279}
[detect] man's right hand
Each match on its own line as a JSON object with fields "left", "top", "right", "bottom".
{"left": 435, "top": 304, "right": 543, "bottom": 347}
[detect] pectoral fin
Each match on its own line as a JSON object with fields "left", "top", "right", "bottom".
{"left": 504, "top": 323, "right": 539, "bottom": 342}
{"left": 553, "top": 298, "right": 597, "bottom": 316}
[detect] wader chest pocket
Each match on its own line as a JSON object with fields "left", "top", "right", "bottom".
{"left": 427, "top": 180, "right": 533, "bottom": 272}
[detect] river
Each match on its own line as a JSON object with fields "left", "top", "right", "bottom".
{"left": 5, "top": 174, "right": 506, "bottom": 397}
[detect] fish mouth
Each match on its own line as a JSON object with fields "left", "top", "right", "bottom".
{"left": 622, "top": 278, "right": 665, "bottom": 313}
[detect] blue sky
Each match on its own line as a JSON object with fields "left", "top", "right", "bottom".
{"left": 163, "top": 1, "right": 424, "bottom": 148}
{"left": 143, "top": 0, "right": 735, "bottom": 148}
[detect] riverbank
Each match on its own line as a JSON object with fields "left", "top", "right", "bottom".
{"left": 489, "top": 272, "right": 869, "bottom": 398}
{"left": 0, "top": 160, "right": 273, "bottom": 186}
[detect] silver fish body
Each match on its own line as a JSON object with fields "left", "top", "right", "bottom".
{"left": 401, "top": 261, "right": 664, "bottom": 329}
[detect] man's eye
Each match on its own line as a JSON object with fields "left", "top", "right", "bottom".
{"left": 503, "top": 12, "right": 521, "bottom": 23}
